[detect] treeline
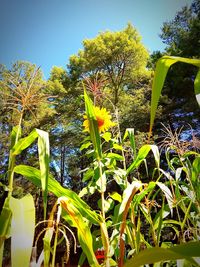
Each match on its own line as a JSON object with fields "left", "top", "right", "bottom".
{"left": 0, "top": 0, "right": 199, "bottom": 188}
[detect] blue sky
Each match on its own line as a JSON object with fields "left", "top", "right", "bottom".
{"left": 0, "top": 0, "right": 192, "bottom": 79}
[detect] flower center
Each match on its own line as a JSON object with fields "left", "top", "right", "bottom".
{"left": 96, "top": 116, "right": 104, "bottom": 127}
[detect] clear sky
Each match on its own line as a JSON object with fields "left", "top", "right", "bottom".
{"left": 0, "top": 0, "right": 193, "bottom": 79}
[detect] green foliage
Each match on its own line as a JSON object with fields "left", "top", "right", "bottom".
{"left": 68, "top": 23, "right": 149, "bottom": 105}
{"left": 125, "top": 241, "right": 200, "bottom": 267}
{"left": 0, "top": 22, "right": 200, "bottom": 267}
{"left": 149, "top": 56, "right": 200, "bottom": 135}
{"left": 1, "top": 84, "right": 199, "bottom": 266}
{"left": 160, "top": 0, "right": 200, "bottom": 57}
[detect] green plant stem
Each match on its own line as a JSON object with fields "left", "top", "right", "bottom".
{"left": 8, "top": 111, "right": 23, "bottom": 197}
{"left": 181, "top": 200, "right": 193, "bottom": 238}
{"left": 98, "top": 159, "right": 106, "bottom": 220}
{"left": 115, "top": 109, "right": 127, "bottom": 172}
{"left": 98, "top": 159, "right": 110, "bottom": 267}
{"left": 52, "top": 203, "right": 61, "bottom": 267}
{"left": 118, "top": 187, "right": 139, "bottom": 267}
{"left": 52, "top": 227, "right": 58, "bottom": 267}
{"left": 105, "top": 97, "right": 127, "bottom": 176}
{"left": 130, "top": 208, "right": 139, "bottom": 253}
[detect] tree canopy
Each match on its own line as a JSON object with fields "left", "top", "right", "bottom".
{"left": 68, "top": 23, "right": 149, "bottom": 106}
{"left": 160, "top": 0, "right": 200, "bottom": 57}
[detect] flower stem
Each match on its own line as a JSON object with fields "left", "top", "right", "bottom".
{"left": 98, "top": 159, "right": 110, "bottom": 267}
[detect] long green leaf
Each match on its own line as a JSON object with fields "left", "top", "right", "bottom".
{"left": 36, "top": 129, "right": 50, "bottom": 219}
{"left": 12, "top": 129, "right": 38, "bottom": 156}
{"left": 127, "top": 145, "right": 158, "bottom": 175}
{"left": 0, "top": 197, "right": 12, "bottom": 241}
{"left": 191, "top": 156, "right": 200, "bottom": 209}
{"left": 156, "top": 182, "right": 174, "bottom": 215}
{"left": 125, "top": 128, "right": 136, "bottom": 159}
{"left": 118, "top": 181, "right": 142, "bottom": 217}
{"left": 13, "top": 165, "right": 101, "bottom": 225}
{"left": 10, "top": 194, "right": 35, "bottom": 267}
{"left": 194, "top": 69, "right": 200, "bottom": 100}
{"left": 10, "top": 126, "right": 21, "bottom": 149}
{"left": 84, "top": 89, "right": 102, "bottom": 159}
{"left": 12, "top": 129, "right": 50, "bottom": 218}
{"left": 0, "top": 197, "right": 12, "bottom": 266}
{"left": 150, "top": 56, "right": 200, "bottom": 135}
{"left": 60, "top": 197, "right": 100, "bottom": 267}
{"left": 125, "top": 241, "right": 200, "bottom": 267}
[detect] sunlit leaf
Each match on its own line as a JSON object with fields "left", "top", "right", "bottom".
{"left": 102, "top": 132, "right": 112, "bottom": 142}
{"left": 109, "top": 192, "right": 122, "bottom": 203}
{"left": 59, "top": 197, "right": 101, "bottom": 267}
{"left": 106, "top": 152, "right": 124, "bottom": 161}
{"left": 10, "top": 194, "right": 35, "bottom": 267}
{"left": 127, "top": 145, "right": 150, "bottom": 174}
{"left": 126, "top": 128, "right": 136, "bottom": 159}
{"left": 149, "top": 56, "right": 200, "bottom": 135}
{"left": 156, "top": 182, "right": 174, "bottom": 215}
{"left": 84, "top": 89, "right": 102, "bottom": 159}
{"left": 80, "top": 141, "right": 92, "bottom": 150}
{"left": 36, "top": 129, "right": 50, "bottom": 219}
{"left": 118, "top": 181, "right": 142, "bottom": 218}
{"left": 14, "top": 165, "right": 101, "bottom": 225}
{"left": 11, "top": 129, "right": 50, "bottom": 219}
{"left": 10, "top": 126, "right": 21, "bottom": 149}
{"left": 125, "top": 241, "right": 200, "bottom": 267}
{"left": 12, "top": 129, "right": 38, "bottom": 155}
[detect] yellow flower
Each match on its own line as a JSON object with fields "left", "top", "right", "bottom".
{"left": 83, "top": 106, "right": 115, "bottom": 133}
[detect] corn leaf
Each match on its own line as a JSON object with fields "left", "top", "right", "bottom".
{"left": 125, "top": 241, "right": 200, "bottom": 267}
{"left": 156, "top": 182, "right": 174, "bottom": 215}
{"left": 125, "top": 128, "right": 136, "bottom": 159}
{"left": 118, "top": 181, "right": 142, "bottom": 217}
{"left": 12, "top": 129, "right": 38, "bottom": 156}
{"left": 0, "top": 197, "right": 12, "bottom": 241}
{"left": 191, "top": 156, "right": 200, "bottom": 204}
{"left": 60, "top": 197, "right": 101, "bottom": 267}
{"left": 10, "top": 194, "right": 35, "bottom": 267}
{"left": 10, "top": 126, "right": 21, "bottom": 149}
{"left": 127, "top": 145, "right": 158, "bottom": 174}
{"left": 0, "top": 197, "right": 12, "bottom": 266}
{"left": 35, "top": 129, "right": 50, "bottom": 219}
{"left": 14, "top": 165, "right": 101, "bottom": 225}
{"left": 150, "top": 56, "right": 200, "bottom": 135}
{"left": 118, "top": 181, "right": 142, "bottom": 266}
{"left": 12, "top": 129, "right": 49, "bottom": 219}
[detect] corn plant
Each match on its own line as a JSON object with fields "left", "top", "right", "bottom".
{"left": 0, "top": 126, "right": 50, "bottom": 267}
{"left": 1, "top": 55, "right": 200, "bottom": 267}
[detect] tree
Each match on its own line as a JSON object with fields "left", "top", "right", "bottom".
{"left": 160, "top": 0, "right": 200, "bottom": 57}
{"left": 46, "top": 66, "right": 85, "bottom": 185}
{"left": 68, "top": 23, "right": 149, "bottom": 106}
